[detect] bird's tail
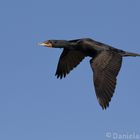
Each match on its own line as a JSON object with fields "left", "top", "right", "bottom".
{"left": 122, "top": 51, "right": 140, "bottom": 57}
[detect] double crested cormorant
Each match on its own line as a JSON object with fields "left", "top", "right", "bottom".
{"left": 39, "top": 38, "right": 140, "bottom": 109}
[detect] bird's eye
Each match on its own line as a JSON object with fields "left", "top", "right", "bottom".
{"left": 48, "top": 40, "right": 52, "bottom": 43}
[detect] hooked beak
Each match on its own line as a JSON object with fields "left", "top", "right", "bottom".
{"left": 38, "top": 42, "right": 53, "bottom": 48}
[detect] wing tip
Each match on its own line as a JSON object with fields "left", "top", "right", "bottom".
{"left": 98, "top": 97, "right": 110, "bottom": 110}
{"left": 55, "top": 73, "right": 66, "bottom": 79}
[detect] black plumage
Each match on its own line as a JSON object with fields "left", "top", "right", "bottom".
{"left": 39, "top": 38, "right": 140, "bottom": 109}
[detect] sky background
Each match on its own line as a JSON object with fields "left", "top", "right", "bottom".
{"left": 0, "top": 0, "right": 140, "bottom": 140}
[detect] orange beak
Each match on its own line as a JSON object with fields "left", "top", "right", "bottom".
{"left": 38, "top": 42, "right": 53, "bottom": 48}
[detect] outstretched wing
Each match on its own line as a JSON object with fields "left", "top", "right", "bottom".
{"left": 55, "top": 49, "right": 85, "bottom": 79}
{"left": 90, "top": 51, "right": 122, "bottom": 109}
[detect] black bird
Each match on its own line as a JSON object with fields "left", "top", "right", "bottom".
{"left": 39, "top": 38, "right": 140, "bottom": 109}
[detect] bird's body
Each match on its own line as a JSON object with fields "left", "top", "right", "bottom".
{"left": 39, "top": 38, "right": 140, "bottom": 109}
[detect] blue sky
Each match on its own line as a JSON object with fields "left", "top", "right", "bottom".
{"left": 0, "top": 0, "right": 140, "bottom": 140}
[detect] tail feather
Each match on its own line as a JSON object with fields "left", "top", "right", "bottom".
{"left": 122, "top": 51, "right": 140, "bottom": 57}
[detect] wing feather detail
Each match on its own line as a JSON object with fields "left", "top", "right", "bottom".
{"left": 90, "top": 51, "right": 122, "bottom": 109}
{"left": 55, "top": 49, "right": 85, "bottom": 79}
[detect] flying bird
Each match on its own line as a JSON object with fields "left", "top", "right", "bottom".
{"left": 39, "top": 38, "right": 140, "bottom": 109}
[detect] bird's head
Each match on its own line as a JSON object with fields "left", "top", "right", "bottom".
{"left": 39, "top": 40, "right": 70, "bottom": 48}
